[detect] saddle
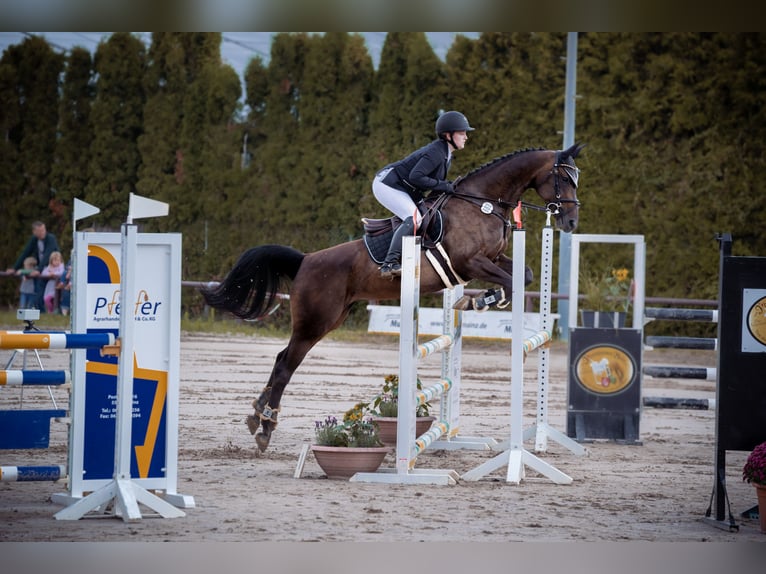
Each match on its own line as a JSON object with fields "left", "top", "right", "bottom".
{"left": 362, "top": 195, "right": 465, "bottom": 289}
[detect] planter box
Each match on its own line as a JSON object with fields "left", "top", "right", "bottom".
{"left": 580, "top": 310, "right": 626, "bottom": 329}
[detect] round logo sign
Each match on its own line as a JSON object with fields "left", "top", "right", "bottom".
{"left": 480, "top": 202, "right": 493, "bottom": 215}
{"left": 747, "top": 295, "right": 766, "bottom": 347}
{"left": 574, "top": 344, "right": 636, "bottom": 395}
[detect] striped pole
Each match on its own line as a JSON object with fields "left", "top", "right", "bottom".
{"left": 645, "top": 336, "right": 717, "bottom": 351}
{"left": 416, "top": 378, "right": 452, "bottom": 407}
{"left": 522, "top": 330, "right": 552, "bottom": 356}
{"left": 645, "top": 307, "right": 718, "bottom": 323}
{"left": 0, "top": 465, "right": 66, "bottom": 482}
{"left": 413, "top": 421, "right": 450, "bottom": 458}
{"left": 0, "top": 332, "right": 115, "bottom": 350}
{"left": 644, "top": 365, "right": 717, "bottom": 380}
{"left": 0, "top": 370, "right": 71, "bottom": 385}
{"left": 417, "top": 335, "right": 453, "bottom": 359}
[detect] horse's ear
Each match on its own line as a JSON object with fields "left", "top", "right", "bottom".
{"left": 566, "top": 142, "right": 586, "bottom": 159}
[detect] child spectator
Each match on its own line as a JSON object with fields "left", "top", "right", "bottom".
{"left": 41, "top": 251, "right": 65, "bottom": 313}
{"left": 17, "top": 256, "right": 39, "bottom": 309}
{"left": 56, "top": 262, "right": 72, "bottom": 316}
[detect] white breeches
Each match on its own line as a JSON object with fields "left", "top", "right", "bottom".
{"left": 372, "top": 168, "right": 423, "bottom": 224}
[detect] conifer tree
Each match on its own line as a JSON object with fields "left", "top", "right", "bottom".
{"left": 53, "top": 46, "right": 94, "bottom": 251}
{"left": 0, "top": 37, "right": 64, "bottom": 305}
{"left": 85, "top": 33, "right": 147, "bottom": 227}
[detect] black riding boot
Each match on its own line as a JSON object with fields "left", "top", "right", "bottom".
{"left": 380, "top": 216, "right": 415, "bottom": 277}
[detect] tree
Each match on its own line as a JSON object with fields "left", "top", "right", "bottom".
{"left": 53, "top": 46, "right": 94, "bottom": 253}
{"left": 0, "top": 37, "right": 64, "bottom": 305}
{"left": 85, "top": 33, "right": 146, "bottom": 227}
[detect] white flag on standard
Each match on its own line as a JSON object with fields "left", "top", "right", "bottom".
{"left": 128, "top": 193, "right": 169, "bottom": 223}
{"left": 73, "top": 198, "right": 100, "bottom": 223}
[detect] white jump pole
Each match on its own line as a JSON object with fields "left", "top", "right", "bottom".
{"left": 461, "top": 215, "right": 573, "bottom": 484}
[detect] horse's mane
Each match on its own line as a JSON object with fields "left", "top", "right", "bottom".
{"left": 460, "top": 147, "right": 546, "bottom": 181}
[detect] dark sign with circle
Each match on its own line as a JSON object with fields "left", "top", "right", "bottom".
{"left": 567, "top": 328, "right": 642, "bottom": 442}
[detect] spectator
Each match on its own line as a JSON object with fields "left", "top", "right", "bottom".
{"left": 56, "top": 261, "right": 72, "bottom": 316}
{"left": 41, "top": 251, "right": 65, "bottom": 314}
{"left": 17, "top": 256, "right": 39, "bottom": 309}
{"left": 6, "top": 221, "right": 60, "bottom": 312}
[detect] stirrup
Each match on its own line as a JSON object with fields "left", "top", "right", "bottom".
{"left": 380, "top": 262, "right": 402, "bottom": 277}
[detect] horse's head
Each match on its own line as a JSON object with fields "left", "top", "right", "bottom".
{"left": 533, "top": 142, "right": 584, "bottom": 232}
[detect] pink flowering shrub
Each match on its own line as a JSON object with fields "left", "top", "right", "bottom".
{"left": 742, "top": 442, "right": 766, "bottom": 485}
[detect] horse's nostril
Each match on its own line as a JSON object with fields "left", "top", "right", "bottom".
{"left": 569, "top": 220, "right": 578, "bottom": 231}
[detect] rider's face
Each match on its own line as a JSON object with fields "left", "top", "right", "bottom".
{"left": 450, "top": 131, "right": 468, "bottom": 150}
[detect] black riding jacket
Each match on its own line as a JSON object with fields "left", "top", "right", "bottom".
{"left": 380, "top": 139, "right": 453, "bottom": 203}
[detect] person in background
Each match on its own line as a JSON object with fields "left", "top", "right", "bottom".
{"left": 17, "top": 256, "right": 39, "bottom": 309}
{"left": 6, "top": 221, "right": 60, "bottom": 312}
{"left": 41, "top": 251, "right": 65, "bottom": 314}
{"left": 371, "top": 110, "right": 474, "bottom": 277}
{"left": 56, "top": 261, "right": 72, "bottom": 316}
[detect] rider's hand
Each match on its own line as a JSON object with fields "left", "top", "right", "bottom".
{"left": 435, "top": 180, "right": 455, "bottom": 194}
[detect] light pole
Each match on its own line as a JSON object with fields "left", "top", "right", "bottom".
{"left": 557, "top": 32, "right": 578, "bottom": 341}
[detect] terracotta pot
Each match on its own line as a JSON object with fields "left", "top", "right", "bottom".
{"left": 310, "top": 445, "right": 389, "bottom": 480}
{"left": 372, "top": 416, "right": 437, "bottom": 446}
{"left": 755, "top": 483, "right": 766, "bottom": 533}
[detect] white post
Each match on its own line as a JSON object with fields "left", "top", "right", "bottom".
{"left": 506, "top": 226, "right": 527, "bottom": 482}
{"left": 395, "top": 235, "right": 419, "bottom": 475}
{"left": 351, "top": 236, "right": 459, "bottom": 485}
{"left": 527, "top": 222, "right": 586, "bottom": 456}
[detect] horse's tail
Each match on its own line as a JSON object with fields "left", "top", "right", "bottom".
{"left": 200, "top": 245, "right": 305, "bottom": 320}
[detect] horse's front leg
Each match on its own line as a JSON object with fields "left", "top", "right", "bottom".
{"left": 495, "top": 253, "right": 534, "bottom": 286}
{"left": 453, "top": 255, "right": 530, "bottom": 311}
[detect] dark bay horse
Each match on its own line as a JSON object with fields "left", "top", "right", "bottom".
{"left": 201, "top": 143, "right": 584, "bottom": 451}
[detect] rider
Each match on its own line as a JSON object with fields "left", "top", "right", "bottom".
{"left": 372, "top": 110, "right": 474, "bottom": 277}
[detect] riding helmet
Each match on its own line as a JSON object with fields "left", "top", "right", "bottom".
{"left": 435, "top": 111, "right": 475, "bottom": 135}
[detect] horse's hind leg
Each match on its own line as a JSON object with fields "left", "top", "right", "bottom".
{"left": 246, "top": 346, "right": 294, "bottom": 451}
{"left": 248, "top": 306, "right": 353, "bottom": 452}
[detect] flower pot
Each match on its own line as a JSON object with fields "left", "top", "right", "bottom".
{"left": 755, "top": 483, "right": 766, "bottom": 533}
{"left": 372, "top": 416, "right": 437, "bottom": 446}
{"left": 310, "top": 445, "right": 390, "bottom": 480}
{"left": 580, "top": 310, "right": 626, "bottom": 328}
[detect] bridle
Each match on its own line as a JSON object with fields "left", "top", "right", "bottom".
{"left": 441, "top": 150, "right": 581, "bottom": 224}
{"left": 543, "top": 151, "right": 580, "bottom": 217}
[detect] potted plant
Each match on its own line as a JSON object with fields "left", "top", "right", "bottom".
{"left": 742, "top": 441, "right": 766, "bottom": 533}
{"left": 346, "top": 374, "right": 437, "bottom": 446}
{"left": 311, "top": 415, "right": 389, "bottom": 479}
{"left": 579, "top": 266, "right": 633, "bottom": 328}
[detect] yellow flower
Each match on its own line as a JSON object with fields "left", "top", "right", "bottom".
{"left": 612, "top": 268, "right": 629, "bottom": 282}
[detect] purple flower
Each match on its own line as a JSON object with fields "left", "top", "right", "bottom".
{"left": 743, "top": 442, "right": 766, "bottom": 485}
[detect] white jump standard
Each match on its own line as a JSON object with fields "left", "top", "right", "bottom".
{"left": 462, "top": 212, "right": 582, "bottom": 484}
{"left": 351, "top": 236, "right": 495, "bottom": 486}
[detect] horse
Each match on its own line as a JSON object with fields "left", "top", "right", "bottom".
{"left": 201, "top": 143, "right": 584, "bottom": 452}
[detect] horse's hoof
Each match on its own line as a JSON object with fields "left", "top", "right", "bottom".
{"left": 246, "top": 414, "right": 260, "bottom": 435}
{"left": 453, "top": 295, "right": 472, "bottom": 311}
{"left": 254, "top": 432, "right": 270, "bottom": 452}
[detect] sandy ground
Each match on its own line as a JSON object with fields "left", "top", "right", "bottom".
{"left": 1, "top": 330, "right": 764, "bottom": 543}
